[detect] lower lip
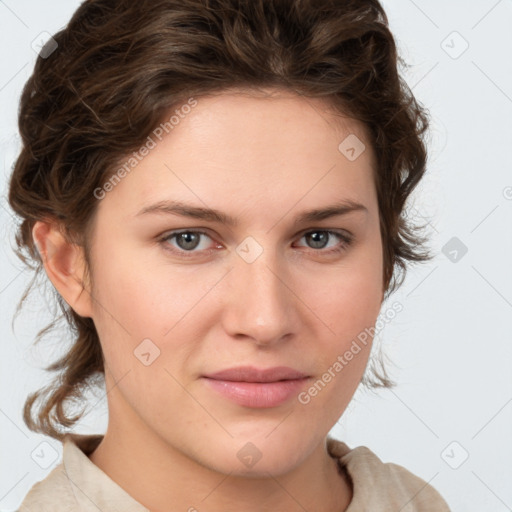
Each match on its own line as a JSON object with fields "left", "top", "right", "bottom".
{"left": 203, "top": 377, "right": 310, "bottom": 408}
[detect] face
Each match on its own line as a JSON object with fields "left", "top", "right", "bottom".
{"left": 84, "top": 88, "right": 384, "bottom": 476}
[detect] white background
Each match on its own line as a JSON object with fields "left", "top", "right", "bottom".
{"left": 1, "top": 1, "right": 511, "bottom": 510}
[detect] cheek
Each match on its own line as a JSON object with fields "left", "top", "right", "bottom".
{"left": 314, "top": 253, "right": 383, "bottom": 341}
{"left": 298, "top": 275, "right": 379, "bottom": 420}
{"left": 88, "top": 239, "right": 217, "bottom": 387}
{"left": 89, "top": 235, "right": 199, "bottom": 335}
{"left": 304, "top": 243, "right": 383, "bottom": 394}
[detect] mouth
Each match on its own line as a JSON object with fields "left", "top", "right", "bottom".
{"left": 201, "top": 366, "right": 311, "bottom": 408}
{"left": 203, "top": 365, "right": 309, "bottom": 382}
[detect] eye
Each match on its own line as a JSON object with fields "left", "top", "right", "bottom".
{"left": 295, "top": 230, "right": 354, "bottom": 255}
{"left": 160, "top": 230, "right": 216, "bottom": 257}
{"left": 158, "top": 229, "right": 354, "bottom": 258}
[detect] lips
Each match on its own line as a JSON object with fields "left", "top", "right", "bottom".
{"left": 202, "top": 366, "right": 311, "bottom": 408}
{"left": 203, "top": 366, "right": 309, "bottom": 383}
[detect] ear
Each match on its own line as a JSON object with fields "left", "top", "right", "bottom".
{"left": 32, "top": 220, "right": 93, "bottom": 318}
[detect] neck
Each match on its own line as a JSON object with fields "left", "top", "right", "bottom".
{"left": 89, "top": 411, "right": 352, "bottom": 511}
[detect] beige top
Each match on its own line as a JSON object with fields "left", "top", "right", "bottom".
{"left": 17, "top": 434, "right": 450, "bottom": 511}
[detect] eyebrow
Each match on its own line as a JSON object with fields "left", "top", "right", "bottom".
{"left": 135, "top": 199, "right": 368, "bottom": 226}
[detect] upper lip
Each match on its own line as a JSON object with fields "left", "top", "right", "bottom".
{"left": 203, "top": 366, "right": 309, "bottom": 383}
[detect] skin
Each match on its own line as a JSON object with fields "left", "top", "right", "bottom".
{"left": 33, "top": 87, "right": 384, "bottom": 512}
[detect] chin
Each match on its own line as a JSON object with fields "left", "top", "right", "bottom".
{"left": 208, "top": 452, "right": 305, "bottom": 479}
{"left": 198, "top": 431, "right": 313, "bottom": 478}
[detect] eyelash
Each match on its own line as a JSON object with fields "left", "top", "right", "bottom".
{"left": 157, "top": 229, "right": 354, "bottom": 258}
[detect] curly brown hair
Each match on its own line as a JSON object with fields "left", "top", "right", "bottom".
{"left": 8, "top": 0, "right": 432, "bottom": 440}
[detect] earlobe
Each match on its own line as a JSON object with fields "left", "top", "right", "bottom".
{"left": 32, "top": 220, "right": 94, "bottom": 318}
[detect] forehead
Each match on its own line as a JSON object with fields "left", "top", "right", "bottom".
{"left": 177, "top": 87, "right": 371, "bottom": 153}
{"left": 97, "top": 88, "right": 377, "bottom": 223}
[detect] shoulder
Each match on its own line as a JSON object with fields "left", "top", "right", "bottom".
{"left": 16, "top": 433, "right": 104, "bottom": 512}
{"left": 16, "top": 461, "right": 76, "bottom": 512}
{"left": 327, "top": 437, "right": 451, "bottom": 511}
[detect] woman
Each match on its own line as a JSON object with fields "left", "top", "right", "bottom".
{"left": 9, "top": 0, "right": 450, "bottom": 510}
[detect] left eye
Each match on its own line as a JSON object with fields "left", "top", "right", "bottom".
{"left": 297, "top": 230, "right": 352, "bottom": 251}
{"left": 159, "top": 229, "right": 353, "bottom": 256}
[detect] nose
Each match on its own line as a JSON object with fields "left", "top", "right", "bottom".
{"left": 221, "top": 245, "right": 300, "bottom": 347}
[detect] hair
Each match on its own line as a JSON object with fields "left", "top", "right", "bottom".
{"left": 8, "top": 0, "right": 432, "bottom": 440}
